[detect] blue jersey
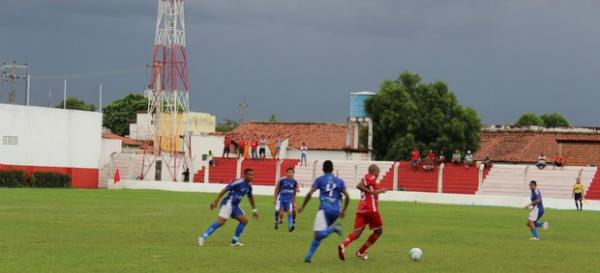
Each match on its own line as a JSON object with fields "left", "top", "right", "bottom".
{"left": 221, "top": 178, "right": 253, "bottom": 207}
{"left": 312, "top": 173, "right": 346, "bottom": 212}
{"left": 277, "top": 178, "right": 298, "bottom": 202}
{"left": 530, "top": 188, "right": 544, "bottom": 210}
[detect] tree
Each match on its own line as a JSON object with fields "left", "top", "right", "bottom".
{"left": 269, "top": 113, "right": 278, "bottom": 123}
{"left": 365, "top": 71, "right": 482, "bottom": 160}
{"left": 540, "top": 112, "right": 569, "bottom": 128}
{"left": 102, "top": 94, "right": 148, "bottom": 136}
{"left": 55, "top": 97, "right": 96, "bottom": 111}
{"left": 515, "top": 112, "right": 544, "bottom": 127}
{"left": 216, "top": 119, "right": 238, "bottom": 132}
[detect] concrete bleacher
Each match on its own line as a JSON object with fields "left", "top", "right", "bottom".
{"left": 292, "top": 160, "right": 395, "bottom": 189}
{"left": 99, "top": 153, "right": 144, "bottom": 188}
{"left": 478, "top": 164, "right": 596, "bottom": 199}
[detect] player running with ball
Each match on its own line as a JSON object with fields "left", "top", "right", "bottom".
{"left": 198, "top": 168, "right": 259, "bottom": 247}
{"left": 299, "top": 160, "right": 350, "bottom": 263}
{"left": 524, "top": 180, "right": 549, "bottom": 240}
{"left": 338, "top": 164, "right": 387, "bottom": 261}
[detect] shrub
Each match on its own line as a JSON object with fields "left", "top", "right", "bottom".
{"left": 27, "top": 172, "right": 71, "bottom": 188}
{"left": 0, "top": 170, "right": 27, "bottom": 187}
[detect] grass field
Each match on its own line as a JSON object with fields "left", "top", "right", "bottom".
{"left": 1, "top": 189, "right": 599, "bottom": 273}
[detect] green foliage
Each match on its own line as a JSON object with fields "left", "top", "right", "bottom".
{"left": 216, "top": 119, "right": 238, "bottom": 132}
{"left": 102, "top": 94, "right": 148, "bottom": 136}
{"left": 55, "top": 97, "right": 96, "bottom": 111}
{"left": 0, "top": 170, "right": 26, "bottom": 187}
{"left": 540, "top": 112, "right": 570, "bottom": 128}
{"left": 365, "top": 71, "right": 482, "bottom": 160}
{"left": 27, "top": 172, "right": 71, "bottom": 188}
{"left": 269, "top": 113, "right": 278, "bottom": 123}
{"left": 515, "top": 112, "right": 544, "bottom": 127}
{"left": 0, "top": 171, "right": 70, "bottom": 188}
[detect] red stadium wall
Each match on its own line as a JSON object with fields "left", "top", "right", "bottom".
{"left": 0, "top": 163, "right": 98, "bottom": 189}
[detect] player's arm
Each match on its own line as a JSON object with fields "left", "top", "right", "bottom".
{"left": 524, "top": 198, "right": 542, "bottom": 209}
{"left": 298, "top": 186, "right": 317, "bottom": 214}
{"left": 248, "top": 194, "right": 259, "bottom": 219}
{"left": 340, "top": 188, "right": 350, "bottom": 219}
{"left": 356, "top": 178, "right": 374, "bottom": 194}
{"left": 210, "top": 187, "right": 228, "bottom": 210}
{"left": 273, "top": 180, "right": 281, "bottom": 204}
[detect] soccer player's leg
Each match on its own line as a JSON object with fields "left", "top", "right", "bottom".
{"left": 231, "top": 207, "right": 248, "bottom": 246}
{"left": 305, "top": 209, "right": 340, "bottom": 262}
{"left": 527, "top": 207, "right": 540, "bottom": 240}
{"left": 338, "top": 213, "right": 366, "bottom": 261}
{"left": 284, "top": 202, "right": 295, "bottom": 231}
{"left": 356, "top": 213, "right": 383, "bottom": 260}
{"left": 199, "top": 203, "right": 231, "bottom": 246}
{"left": 274, "top": 200, "right": 281, "bottom": 229}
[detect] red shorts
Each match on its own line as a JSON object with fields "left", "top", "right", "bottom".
{"left": 353, "top": 211, "right": 383, "bottom": 230}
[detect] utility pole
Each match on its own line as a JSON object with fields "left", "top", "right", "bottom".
{"left": 63, "top": 79, "right": 67, "bottom": 109}
{"left": 0, "top": 61, "right": 28, "bottom": 104}
{"left": 98, "top": 83, "right": 103, "bottom": 112}
{"left": 239, "top": 97, "right": 248, "bottom": 123}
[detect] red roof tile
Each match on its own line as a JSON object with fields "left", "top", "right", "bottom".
{"left": 226, "top": 122, "right": 347, "bottom": 150}
{"left": 102, "top": 132, "right": 143, "bottom": 146}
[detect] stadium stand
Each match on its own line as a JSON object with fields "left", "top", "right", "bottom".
{"left": 584, "top": 170, "right": 600, "bottom": 200}
{"left": 441, "top": 164, "right": 489, "bottom": 194}
{"left": 291, "top": 160, "right": 395, "bottom": 189}
{"left": 193, "top": 157, "right": 237, "bottom": 183}
{"left": 396, "top": 162, "right": 437, "bottom": 192}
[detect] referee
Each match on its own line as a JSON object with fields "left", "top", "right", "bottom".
{"left": 573, "top": 178, "right": 585, "bottom": 211}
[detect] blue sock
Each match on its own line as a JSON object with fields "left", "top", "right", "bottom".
{"left": 534, "top": 222, "right": 543, "bottom": 228}
{"left": 316, "top": 226, "right": 337, "bottom": 240}
{"left": 305, "top": 239, "right": 321, "bottom": 260}
{"left": 232, "top": 223, "right": 246, "bottom": 243}
{"left": 288, "top": 214, "right": 293, "bottom": 227}
{"left": 530, "top": 228, "right": 539, "bottom": 238}
{"left": 202, "top": 222, "right": 221, "bottom": 238}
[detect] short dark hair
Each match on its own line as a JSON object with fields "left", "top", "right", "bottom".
{"left": 530, "top": 180, "right": 537, "bottom": 185}
{"left": 322, "top": 160, "right": 333, "bottom": 173}
{"left": 286, "top": 167, "right": 295, "bottom": 172}
{"left": 244, "top": 168, "right": 254, "bottom": 175}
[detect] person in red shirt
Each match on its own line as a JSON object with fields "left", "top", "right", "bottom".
{"left": 410, "top": 148, "right": 421, "bottom": 170}
{"left": 338, "top": 164, "right": 388, "bottom": 261}
{"left": 238, "top": 139, "right": 246, "bottom": 158}
{"left": 250, "top": 139, "right": 259, "bottom": 160}
{"left": 553, "top": 154, "right": 565, "bottom": 170}
{"left": 223, "top": 137, "right": 232, "bottom": 158}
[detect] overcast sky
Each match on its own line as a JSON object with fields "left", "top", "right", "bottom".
{"left": 1, "top": 0, "right": 600, "bottom": 125}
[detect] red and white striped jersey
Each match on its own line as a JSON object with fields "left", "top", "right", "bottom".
{"left": 356, "top": 174, "right": 379, "bottom": 213}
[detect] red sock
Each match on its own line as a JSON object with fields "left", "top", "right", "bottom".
{"left": 341, "top": 232, "right": 359, "bottom": 248}
{"left": 358, "top": 233, "right": 380, "bottom": 254}
{"left": 279, "top": 211, "right": 284, "bottom": 222}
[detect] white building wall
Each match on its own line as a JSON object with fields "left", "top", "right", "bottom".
{"left": 100, "top": 139, "right": 122, "bottom": 167}
{"left": 0, "top": 104, "right": 102, "bottom": 169}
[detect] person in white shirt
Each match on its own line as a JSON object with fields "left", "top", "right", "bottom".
{"left": 536, "top": 153, "right": 547, "bottom": 170}
{"left": 300, "top": 143, "right": 308, "bottom": 166}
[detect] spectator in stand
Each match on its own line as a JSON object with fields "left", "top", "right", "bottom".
{"left": 482, "top": 154, "right": 493, "bottom": 169}
{"left": 536, "top": 153, "right": 547, "bottom": 170}
{"left": 410, "top": 148, "right": 421, "bottom": 171}
{"left": 573, "top": 178, "right": 585, "bottom": 211}
{"left": 437, "top": 150, "right": 446, "bottom": 163}
{"left": 238, "top": 139, "right": 246, "bottom": 158}
{"left": 275, "top": 138, "right": 283, "bottom": 159}
{"left": 452, "top": 150, "right": 462, "bottom": 165}
{"left": 300, "top": 143, "right": 308, "bottom": 166}
{"left": 552, "top": 154, "right": 565, "bottom": 170}
{"left": 223, "top": 137, "right": 232, "bottom": 158}
{"left": 250, "top": 139, "right": 259, "bottom": 160}
{"left": 259, "top": 136, "right": 268, "bottom": 159}
{"left": 422, "top": 153, "right": 435, "bottom": 172}
{"left": 464, "top": 150, "right": 474, "bottom": 168}
{"left": 208, "top": 150, "right": 215, "bottom": 166}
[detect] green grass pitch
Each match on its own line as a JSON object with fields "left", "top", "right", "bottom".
{"left": 1, "top": 189, "right": 599, "bottom": 273}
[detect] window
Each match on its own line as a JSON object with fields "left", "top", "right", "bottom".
{"left": 2, "top": 136, "right": 18, "bottom": 145}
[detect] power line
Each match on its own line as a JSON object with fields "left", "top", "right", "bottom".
{"left": 31, "top": 65, "right": 148, "bottom": 80}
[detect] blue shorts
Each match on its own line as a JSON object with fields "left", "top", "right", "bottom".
{"left": 218, "top": 200, "right": 245, "bottom": 219}
{"left": 313, "top": 209, "right": 340, "bottom": 231}
{"left": 276, "top": 199, "right": 293, "bottom": 212}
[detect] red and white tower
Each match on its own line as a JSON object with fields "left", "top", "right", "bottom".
{"left": 141, "top": 0, "right": 191, "bottom": 181}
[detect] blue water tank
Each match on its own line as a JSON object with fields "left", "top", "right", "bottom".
{"left": 349, "top": 91, "right": 375, "bottom": 118}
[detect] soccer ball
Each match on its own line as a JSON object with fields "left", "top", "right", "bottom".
{"left": 408, "top": 248, "right": 423, "bottom": 261}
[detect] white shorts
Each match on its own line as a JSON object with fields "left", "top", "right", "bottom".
{"left": 528, "top": 207, "right": 540, "bottom": 222}
{"left": 218, "top": 200, "right": 245, "bottom": 219}
{"left": 313, "top": 210, "right": 328, "bottom": 231}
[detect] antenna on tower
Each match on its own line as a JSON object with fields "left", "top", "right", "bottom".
{"left": 239, "top": 97, "right": 248, "bottom": 123}
{"left": 141, "top": 0, "right": 191, "bottom": 182}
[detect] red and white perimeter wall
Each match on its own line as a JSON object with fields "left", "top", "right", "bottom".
{"left": 0, "top": 104, "right": 102, "bottom": 188}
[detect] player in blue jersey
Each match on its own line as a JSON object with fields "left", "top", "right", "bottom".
{"left": 274, "top": 168, "right": 299, "bottom": 231}
{"left": 198, "top": 168, "right": 259, "bottom": 247}
{"left": 298, "top": 160, "right": 350, "bottom": 263}
{"left": 524, "top": 180, "right": 549, "bottom": 240}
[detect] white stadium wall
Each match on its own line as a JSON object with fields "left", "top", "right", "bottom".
{"left": 0, "top": 104, "right": 102, "bottom": 188}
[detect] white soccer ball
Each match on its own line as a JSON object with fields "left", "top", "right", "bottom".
{"left": 408, "top": 248, "right": 423, "bottom": 261}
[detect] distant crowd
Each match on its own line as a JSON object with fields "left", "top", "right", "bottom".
{"left": 206, "top": 136, "right": 309, "bottom": 167}
{"left": 409, "top": 148, "right": 490, "bottom": 172}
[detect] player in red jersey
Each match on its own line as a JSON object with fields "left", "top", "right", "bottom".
{"left": 337, "top": 164, "right": 387, "bottom": 261}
